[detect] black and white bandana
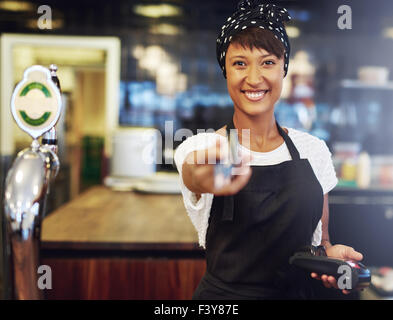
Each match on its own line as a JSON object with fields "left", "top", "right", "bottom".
{"left": 216, "top": 0, "right": 291, "bottom": 78}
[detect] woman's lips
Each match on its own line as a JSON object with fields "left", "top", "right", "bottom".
{"left": 242, "top": 90, "right": 269, "bottom": 102}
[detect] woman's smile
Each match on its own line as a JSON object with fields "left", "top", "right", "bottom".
{"left": 242, "top": 89, "right": 270, "bottom": 102}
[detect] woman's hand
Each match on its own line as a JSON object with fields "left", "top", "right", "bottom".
{"left": 182, "top": 137, "right": 252, "bottom": 196}
{"left": 311, "top": 244, "right": 363, "bottom": 295}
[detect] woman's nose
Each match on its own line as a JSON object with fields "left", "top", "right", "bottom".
{"left": 246, "top": 65, "right": 263, "bottom": 85}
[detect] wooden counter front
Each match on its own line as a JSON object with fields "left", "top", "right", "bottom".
{"left": 42, "top": 185, "right": 200, "bottom": 246}
{"left": 40, "top": 185, "right": 206, "bottom": 299}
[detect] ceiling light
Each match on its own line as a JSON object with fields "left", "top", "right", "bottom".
{"left": 149, "top": 24, "right": 183, "bottom": 35}
{"left": 133, "top": 4, "right": 182, "bottom": 18}
{"left": 25, "top": 18, "right": 64, "bottom": 30}
{"left": 286, "top": 26, "right": 300, "bottom": 38}
{"left": 13, "top": 45, "right": 105, "bottom": 66}
{"left": 0, "top": 0, "right": 34, "bottom": 12}
{"left": 383, "top": 27, "right": 393, "bottom": 39}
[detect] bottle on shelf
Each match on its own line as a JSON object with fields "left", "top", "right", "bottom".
{"left": 356, "top": 151, "right": 371, "bottom": 189}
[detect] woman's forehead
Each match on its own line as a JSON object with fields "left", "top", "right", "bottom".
{"left": 227, "top": 43, "right": 274, "bottom": 58}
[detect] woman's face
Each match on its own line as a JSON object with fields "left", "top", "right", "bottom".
{"left": 225, "top": 42, "right": 285, "bottom": 118}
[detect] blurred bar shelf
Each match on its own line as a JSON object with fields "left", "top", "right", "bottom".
{"left": 330, "top": 186, "right": 393, "bottom": 205}
{"left": 340, "top": 79, "right": 393, "bottom": 90}
{"left": 329, "top": 187, "right": 393, "bottom": 269}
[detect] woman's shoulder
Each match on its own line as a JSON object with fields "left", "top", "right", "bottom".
{"left": 286, "top": 127, "right": 331, "bottom": 156}
{"left": 286, "top": 128, "right": 338, "bottom": 192}
{"left": 286, "top": 127, "right": 325, "bottom": 145}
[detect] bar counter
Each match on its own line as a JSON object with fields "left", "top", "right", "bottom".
{"left": 40, "top": 185, "right": 393, "bottom": 299}
{"left": 40, "top": 185, "right": 206, "bottom": 299}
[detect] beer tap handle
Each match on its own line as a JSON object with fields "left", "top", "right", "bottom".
{"left": 42, "top": 64, "right": 61, "bottom": 149}
{"left": 49, "top": 64, "right": 61, "bottom": 91}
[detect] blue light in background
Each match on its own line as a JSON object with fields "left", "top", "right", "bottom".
{"left": 119, "top": 81, "right": 233, "bottom": 127}
{"left": 288, "top": 9, "right": 311, "bottom": 22}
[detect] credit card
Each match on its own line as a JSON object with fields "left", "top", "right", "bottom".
{"left": 214, "top": 129, "right": 239, "bottom": 189}
{"left": 229, "top": 129, "right": 240, "bottom": 165}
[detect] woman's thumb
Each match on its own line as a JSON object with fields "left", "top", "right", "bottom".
{"left": 347, "top": 247, "right": 363, "bottom": 261}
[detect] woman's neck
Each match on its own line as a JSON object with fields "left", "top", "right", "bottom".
{"left": 232, "top": 110, "right": 284, "bottom": 153}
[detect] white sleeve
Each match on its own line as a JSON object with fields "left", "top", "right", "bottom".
{"left": 312, "top": 220, "right": 322, "bottom": 246}
{"left": 174, "top": 132, "right": 219, "bottom": 248}
{"left": 311, "top": 139, "right": 338, "bottom": 246}
{"left": 317, "top": 140, "right": 338, "bottom": 195}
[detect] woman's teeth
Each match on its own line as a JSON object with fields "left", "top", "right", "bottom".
{"left": 244, "top": 90, "right": 268, "bottom": 100}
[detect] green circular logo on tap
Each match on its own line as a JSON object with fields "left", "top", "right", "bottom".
{"left": 11, "top": 65, "right": 62, "bottom": 139}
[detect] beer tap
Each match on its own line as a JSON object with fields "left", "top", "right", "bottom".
{"left": 3, "top": 65, "right": 62, "bottom": 299}
{"left": 42, "top": 64, "right": 61, "bottom": 155}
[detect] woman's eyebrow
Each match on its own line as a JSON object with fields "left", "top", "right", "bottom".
{"left": 229, "top": 53, "right": 274, "bottom": 60}
{"left": 228, "top": 55, "right": 247, "bottom": 61}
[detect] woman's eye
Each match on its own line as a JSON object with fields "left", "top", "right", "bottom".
{"left": 233, "top": 61, "right": 246, "bottom": 66}
{"left": 264, "top": 60, "right": 275, "bottom": 65}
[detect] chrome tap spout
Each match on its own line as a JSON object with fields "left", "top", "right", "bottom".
{"left": 4, "top": 141, "right": 59, "bottom": 299}
{"left": 3, "top": 65, "right": 62, "bottom": 300}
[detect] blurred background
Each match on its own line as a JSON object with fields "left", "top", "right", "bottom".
{"left": 1, "top": 0, "right": 393, "bottom": 300}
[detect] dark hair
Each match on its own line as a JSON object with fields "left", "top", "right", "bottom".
{"left": 230, "top": 27, "right": 285, "bottom": 60}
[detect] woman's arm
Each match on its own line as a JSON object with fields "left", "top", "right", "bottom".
{"left": 312, "top": 193, "right": 364, "bottom": 294}
{"left": 181, "top": 140, "right": 252, "bottom": 198}
{"left": 320, "top": 194, "right": 333, "bottom": 249}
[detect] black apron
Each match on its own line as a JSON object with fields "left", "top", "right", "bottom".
{"left": 193, "top": 119, "right": 324, "bottom": 300}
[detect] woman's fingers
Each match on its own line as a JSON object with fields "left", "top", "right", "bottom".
{"left": 204, "top": 136, "right": 253, "bottom": 166}
{"left": 215, "top": 166, "right": 252, "bottom": 195}
{"left": 311, "top": 273, "right": 352, "bottom": 294}
{"left": 327, "top": 275, "right": 339, "bottom": 289}
{"left": 207, "top": 137, "right": 229, "bottom": 164}
{"left": 186, "top": 138, "right": 227, "bottom": 166}
{"left": 214, "top": 147, "right": 253, "bottom": 195}
{"left": 320, "top": 275, "right": 338, "bottom": 289}
{"left": 193, "top": 162, "right": 252, "bottom": 195}
{"left": 321, "top": 275, "right": 332, "bottom": 288}
{"left": 320, "top": 275, "right": 337, "bottom": 289}
{"left": 189, "top": 136, "right": 253, "bottom": 195}
{"left": 345, "top": 247, "right": 363, "bottom": 261}
{"left": 310, "top": 272, "right": 320, "bottom": 280}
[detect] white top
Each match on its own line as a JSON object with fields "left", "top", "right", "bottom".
{"left": 174, "top": 127, "right": 338, "bottom": 249}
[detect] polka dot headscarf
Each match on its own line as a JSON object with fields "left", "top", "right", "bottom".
{"left": 216, "top": 0, "right": 292, "bottom": 78}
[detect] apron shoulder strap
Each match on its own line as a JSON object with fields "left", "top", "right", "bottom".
{"left": 276, "top": 122, "right": 300, "bottom": 161}
{"left": 225, "top": 117, "right": 301, "bottom": 161}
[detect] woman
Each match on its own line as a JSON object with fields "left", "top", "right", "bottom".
{"left": 174, "top": 1, "right": 363, "bottom": 299}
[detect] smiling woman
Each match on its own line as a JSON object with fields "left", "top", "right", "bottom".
{"left": 225, "top": 29, "right": 285, "bottom": 121}
{"left": 173, "top": 0, "right": 366, "bottom": 300}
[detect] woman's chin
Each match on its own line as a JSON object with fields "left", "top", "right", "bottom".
{"left": 238, "top": 105, "right": 273, "bottom": 117}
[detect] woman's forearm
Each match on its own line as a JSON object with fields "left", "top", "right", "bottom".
{"left": 182, "top": 151, "right": 203, "bottom": 196}
{"left": 321, "top": 239, "right": 332, "bottom": 249}
{"left": 321, "top": 194, "right": 332, "bottom": 249}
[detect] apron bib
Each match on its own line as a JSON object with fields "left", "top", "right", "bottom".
{"left": 193, "top": 119, "right": 324, "bottom": 299}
